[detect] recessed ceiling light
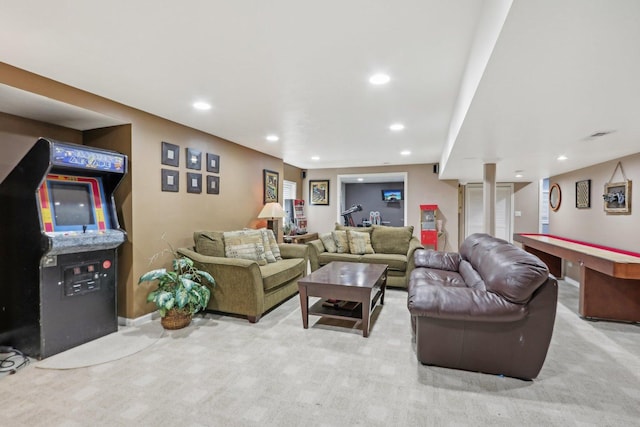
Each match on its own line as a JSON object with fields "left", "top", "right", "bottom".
{"left": 266, "top": 135, "right": 279, "bottom": 142}
{"left": 369, "top": 73, "right": 390, "bottom": 85}
{"left": 193, "top": 101, "right": 211, "bottom": 111}
{"left": 400, "top": 150, "right": 411, "bottom": 156}
{"left": 515, "top": 174, "right": 523, "bottom": 178}
{"left": 390, "top": 123, "right": 405, "bottom": 131}
{"left": 311, "top": 156, "right": 320, "bottom": 161}
{"left": 557, "top": 155, "right": 568, "bottom": 161}
{"left": 357, "top": 178, "right": 364, "bottom": 182}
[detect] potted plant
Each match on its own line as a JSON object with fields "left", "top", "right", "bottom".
{"left": 138, "top": 255, "right": 215, "bottom": 330}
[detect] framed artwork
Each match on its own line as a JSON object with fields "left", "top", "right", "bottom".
{"left": 161, "top": 141, "right": 179, "bottom": 167}
{"left": 186, "top": 148, "right": 202, "bottom": 170}
{"left": 263, "top": 169, "right": 279, "bottom": 203}
{"left": 207, "top": 175, "right": 220, "bottom": 194}
{"left": 187, "top": 172, "right": 202, "bottom": 194}
{"left": 575, "top": 179, "right": 591, "bottom": 209}
{"left": 603, "top": 181, "right": 632, "bottom": 214}
{"left": 161, "top": 169, "right": 179, "bottom": 192}
{"left": 309, "top": 179, "right": 330, "bottom": 205}
{"left": 206, "top": 153, "right": 220, "bottom": 173}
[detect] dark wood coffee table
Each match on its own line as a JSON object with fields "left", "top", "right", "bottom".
{"left": 297, "top": 262, "right": 388, "bottom": 337}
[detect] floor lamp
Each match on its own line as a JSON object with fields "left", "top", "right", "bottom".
{"left": 258, "top": 202, "right": 285, "bottom": 239}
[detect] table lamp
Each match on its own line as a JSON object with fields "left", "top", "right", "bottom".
{"left": 258, "top": 202, "right": 286, "bottom": 238}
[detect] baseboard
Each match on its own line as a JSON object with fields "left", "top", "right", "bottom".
{"left": 118, "top": 311, "right": 159, "bottom": 327}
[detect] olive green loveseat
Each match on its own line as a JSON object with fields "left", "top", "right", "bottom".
{"left": 306, "top": 224, "right": 422, "bottom": 288}
{"left": 178, "top": 229, "right": 308, "bottom": 323}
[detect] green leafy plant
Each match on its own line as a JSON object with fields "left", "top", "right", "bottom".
{"left": 138, "top": 256, "right": 215, "bottom": 317}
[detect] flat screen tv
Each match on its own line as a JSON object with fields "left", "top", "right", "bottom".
{"left": 382, "top": 189, "right": 403, "bottom": 202}
{"left": 37, "top": 174, "right": 111, "bottom": 233}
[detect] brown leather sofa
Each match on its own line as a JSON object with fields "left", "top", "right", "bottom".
{"left": 407, "top": 233, "right": 558, "bottom": 380}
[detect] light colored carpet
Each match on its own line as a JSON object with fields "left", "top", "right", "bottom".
{"left": 1, "top": 283, "right": 639, "bottom": 426}
{"left": 35, "top": 321, "right": 164, "bottom": 370}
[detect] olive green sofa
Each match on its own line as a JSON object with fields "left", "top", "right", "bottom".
{"left": 177, "top": 230, "right": 308, "bottom": 323}
{"left": 306, "top": 224, "right": 422, "bottom": 288}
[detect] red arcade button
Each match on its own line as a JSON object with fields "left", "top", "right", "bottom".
{"left": 102, "top": 260, "right": 112, "bottom": 269}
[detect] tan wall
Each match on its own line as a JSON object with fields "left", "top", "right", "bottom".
{"left": 304, "top": 164, "right": 460, "bottom": 251}
{"left": 513, "top": 181, "right": 540, "bottom": 234}
{"left": 283, "top": 163, "right": 303, "bottom": 199}
{"left": 0, "top": 63, "right": 283, "bottom": 319}
{"left": 549, "top": 152, "right": 639, "bottom": 253}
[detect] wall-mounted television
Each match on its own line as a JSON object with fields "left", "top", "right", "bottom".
{"left": 381, "top": 189, "right": 403, "bottom": 202}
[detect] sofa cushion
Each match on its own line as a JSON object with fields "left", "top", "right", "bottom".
{"left": 260, "top": 258, "right": 307, "bottom": 291}
{"left": 259, "top": 229, "right": 277, "bottom": 263}
{"left": 318, "top": 252, "right": 362, "bottom": 265}
{"left": 410, "top": 268, "right": 467, "bottom": 287}
{"left": 371, "top": 225, "right": 414, "bottom": 255}
{"left": 194, "top": 231, "right": 226, "bottom": 257}
{"left": 332, "top": 230, "right": 350, "bottom": 253}
{"left": 347, "top": 230, "right": 374, "bottom": 255}
{"left": 458, "top": 260, "right": 485, "bottom": 291}
{"left": 319, "top": 232, "right": 337, "bottom": 253}
{"left": 360, "top": 253, "right": 406, "bottom": 272}
{"left": 335, "top": 223, "right": 373, "bottom": 235}
{"left": 223, "top": 230, "right": 267, "bottom": 266}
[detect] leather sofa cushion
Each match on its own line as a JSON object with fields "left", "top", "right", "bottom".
{"left": 458, "top": 260, "right": 485, "bottom": 291}
{"left": 360, "top": 253, "right": 406, "bottom": 272}
{"left": 194, "top": 231, "right": 225, "bottom": 257}
{"left": 410, "top": 268, "right": 466, "bottom": 287}
{"left": 371, "top": 225, "right": 414, "bottom": 255}
{"left": 260, "top": 258, "right": 306, "bottom": 291}
{"left": 463, "top": 233, "right": 549, "bottom": 304}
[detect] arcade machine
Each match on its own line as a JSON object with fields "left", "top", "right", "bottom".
{"left": 0, "top": 138, "right": 127, "bottom": 358}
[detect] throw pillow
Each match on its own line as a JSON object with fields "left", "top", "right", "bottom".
{"left": 319, "top": 232, "right": 337, "bottom": 253}
{"left": 194, "top": 231, "right": 225, "bottom": 257}
{"left": 259, "top": 228, "right": 277, "bottom": 263}
{"left": 347, "top": 230, "right": 374, "bottom": 255}
{"left": 266, "top": 229, "right": 282, "bottom": 260}
{"left": 332, "top": 230, "right": 350, "bottom": 254}
{"left": 371, "top": 225, "right": 414, "bottom": 255}
{"left": 223, "top": 230, "right": 267, "bottom": 266}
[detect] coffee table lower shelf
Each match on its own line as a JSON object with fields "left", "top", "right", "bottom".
{"left": 308, "top": 290, "right": 384, "bottom": 323}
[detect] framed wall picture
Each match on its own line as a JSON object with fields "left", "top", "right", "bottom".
{"left": 187, "top": 172, "right": 202, "bottom": 193}
{"left": 207, "top": 175, "right": 220, "bottom": 194}
{"left": 575, "top": 179, "right": 591, "bottom": 209}
{"left": 186, "top": 148, "right": 202, "bottom": 170}
{"left": 161, "top": 168, "right": 179, "bottom": 192}
{"left": 603, "top": 181, "right": 631, "bottom": 214}
{"left": 206, "top": 153, "right": 220, "bottom": 173}
{"left": 161, "top": 141, "right": 179, "bottom": 167}
{"left": 263, "top": 169, "right": 279, "bottom": 203}
{"left": 309, "top": 179, "right": 330, "bottom": 205}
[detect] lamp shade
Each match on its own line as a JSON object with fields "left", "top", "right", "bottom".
{"left": 258, "top": 202, "right": 285, "bottom": 219}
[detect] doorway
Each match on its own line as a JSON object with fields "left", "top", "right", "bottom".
{"left": 464, "top": 183, "right": 514, "bottom": 242}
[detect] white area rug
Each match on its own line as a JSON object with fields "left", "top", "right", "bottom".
{"left": 36, "top": 321, "right": 164, "bottom": 370}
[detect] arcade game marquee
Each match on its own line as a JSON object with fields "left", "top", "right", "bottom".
{"left": 0, "top": 137, "right": 128, "bottom": 358}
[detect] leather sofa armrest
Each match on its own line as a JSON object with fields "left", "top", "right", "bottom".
{"left": 414, "top": 249, "right": 461, "bottom": 271}
{"left": 407, "top": 284, "right": 527, "bottom": 322}
{"left": 306, "top": 239, "right": 326, "bottom": 271}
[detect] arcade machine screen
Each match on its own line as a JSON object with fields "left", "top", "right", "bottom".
{"left": 38, "top": 174, "right": 111, "bottom": 233}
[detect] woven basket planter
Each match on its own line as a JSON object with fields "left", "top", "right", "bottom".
{"left": 161, "top": 309, "right": 192, "bottom": 330}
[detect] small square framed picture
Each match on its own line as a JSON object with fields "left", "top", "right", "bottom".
{"left": 186, "top": 148, "right": 202, "bottom": 170}
{"left": 206, "top": 153, "right": 220, "bottom": 173}
{"left": 161, "top": 141, "right": 179, "bottom": 167}
{"left": 187, "top": 172, "right": 202, "bottom": 193}
{"left": 161, "top": 169, "right": 179, "bottom": 192}
{"left": 207, "top": 175, "right": 220, "bottom": 194}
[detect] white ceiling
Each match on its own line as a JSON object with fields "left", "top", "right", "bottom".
{"left": 1, "top": 0, "right": 639, "bottom": 183}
